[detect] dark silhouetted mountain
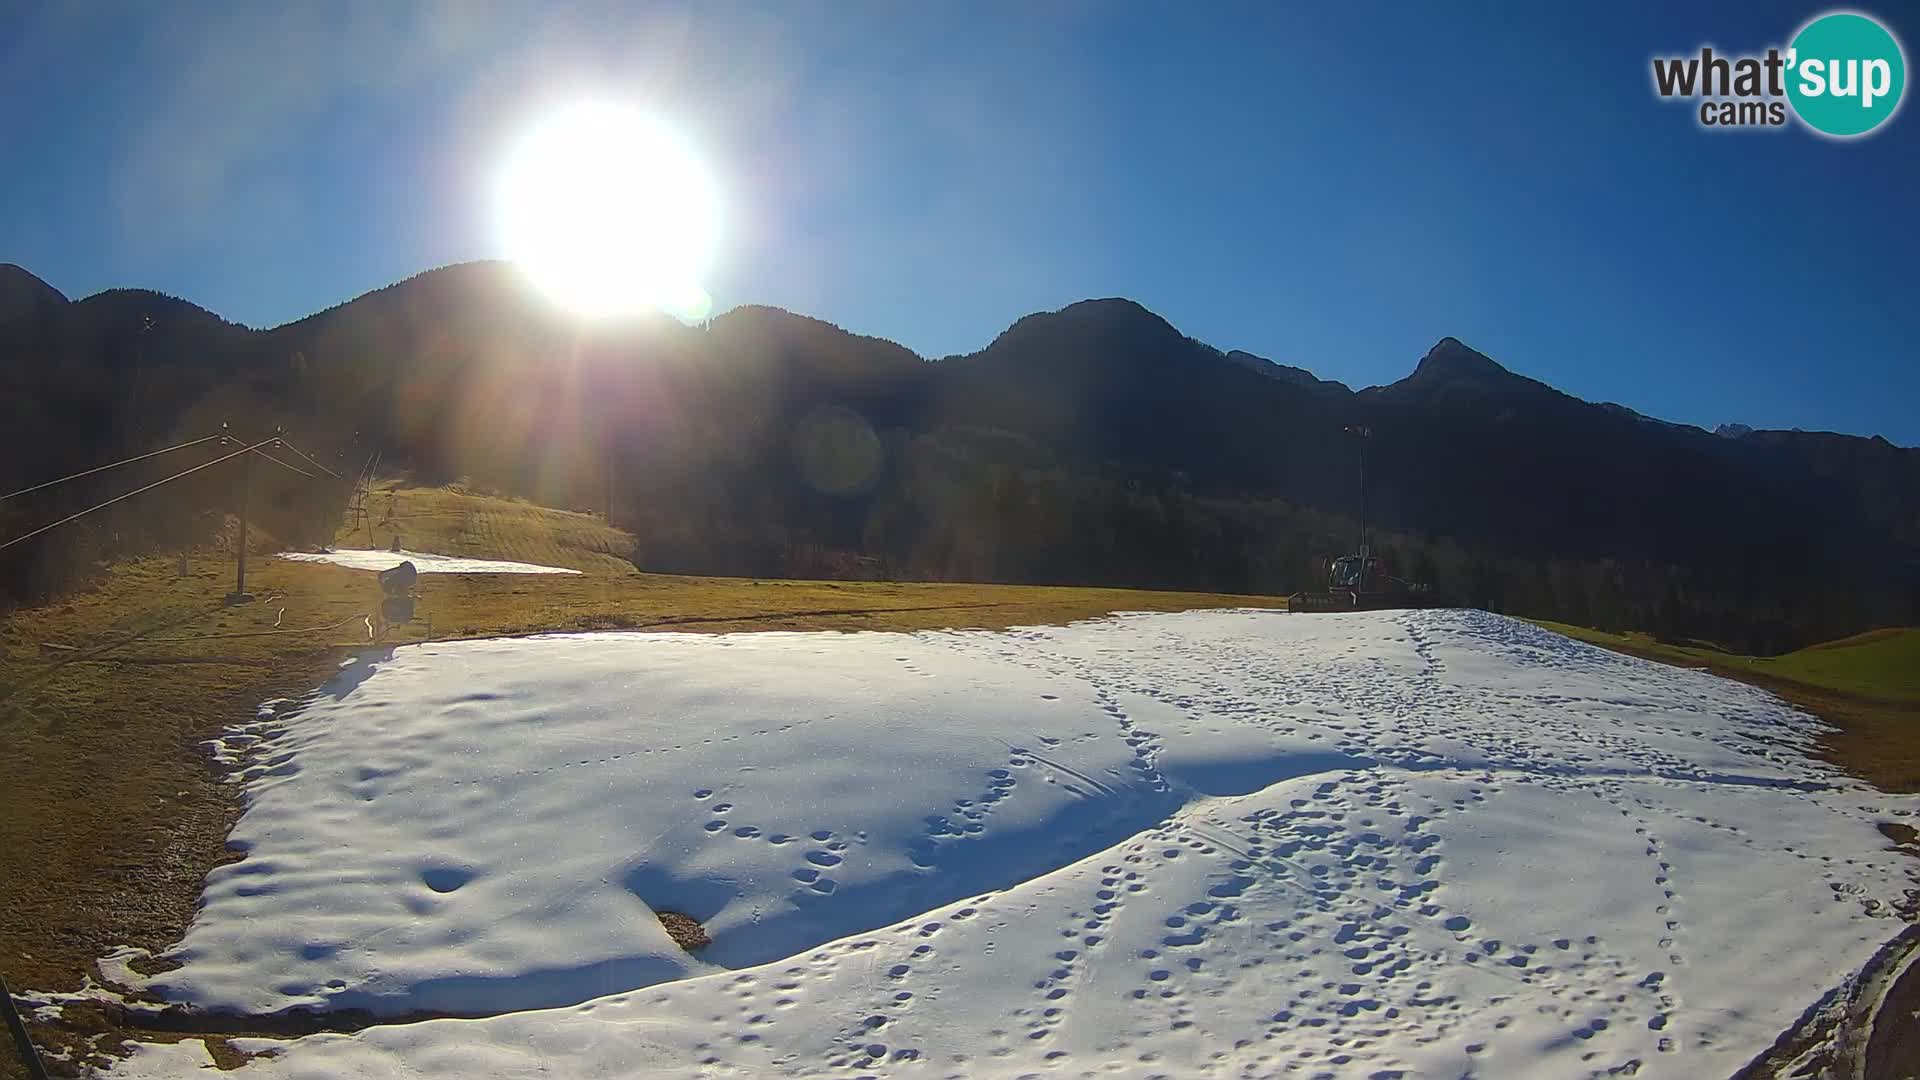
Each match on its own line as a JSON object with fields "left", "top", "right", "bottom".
{"left": 701, "top": 304, "right": 926, "bottom": 422}
{"left": 1715, "top": 422, "right": 1754, "bottom": 438}
{"left": 1364, "top": 336, "right": 1568, "bottom": 413}
{"left": 1224, "top": 350, "right": 1353, "bottom": 398}
{"left": 2, "top": 261, "right": 1914, "bottom": 649}
{"left": 0, "top": 263, "right": 67, "bottom": 326}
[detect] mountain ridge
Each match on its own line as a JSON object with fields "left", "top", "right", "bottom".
{"left": 4, "top": 258, "right": 1915, "bottom": 654}
{"left": 2, "top": 259, "right": 1903, "bottom": 448}
{"left": 0, "top": 262, "right": 69, "bottom": 324}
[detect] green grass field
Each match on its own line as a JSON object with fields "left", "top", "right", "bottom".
{"left": 1755, "top": 628, "right": 1920, "bottom": 702}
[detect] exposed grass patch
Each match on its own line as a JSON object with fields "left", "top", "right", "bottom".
{"left": 1, "top": 485, "right": 1286, "bottom": 1074}
{"left": 1530, "top": 619, "right": 1920, "bottom": 793}
{"left": 336, "top": 479, "right": 636, "bottom": 573}
{"left": 1756, "top": 628, "right": 1920, "bottom": 703}
{"left": 0, "top": 556, "right": 377, "bottom": 1075}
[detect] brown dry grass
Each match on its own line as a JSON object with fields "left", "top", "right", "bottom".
{"left": 339, "top": 478, "right": 635, "bottom": 573}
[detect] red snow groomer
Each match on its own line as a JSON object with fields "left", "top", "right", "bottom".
{"left": 1289, "top": 549, "right": 1434, "bottom": 612}
{"left": 1287, "top": 425, "right": 1437, "bottom": 613}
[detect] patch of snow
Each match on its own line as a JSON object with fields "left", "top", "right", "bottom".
{"left": 275, "top": 548, "right": 581, "bottom": 574}
{"left": 110, "top": 610, "right": 1918, "bottom": 1079}
{"left": 117, "top": 1040, "right": 218, "bottom": 1074}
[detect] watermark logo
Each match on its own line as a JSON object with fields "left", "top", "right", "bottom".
{"left": 1651, "top": 10, "right": 1906, "bottom": 138}
{"left": 1788, "top": 12, "right": 1906, "bottom": 135}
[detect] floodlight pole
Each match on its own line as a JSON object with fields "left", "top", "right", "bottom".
{"left": 578, "top": 325, "right": 616, "bottom": 527}
{"left": 598, "top": 336, "right": 614, "bottom": 527}
{"left": 1345, "top": 425, "right": 1372, "bottom": 559}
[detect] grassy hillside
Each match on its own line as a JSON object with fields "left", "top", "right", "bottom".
{"left": 0, "top": 483, "right": 1288, "bottom": 1074}
{"left": 337, "top": 480, "right": 636, "bottom": 573}
{"left": 1755, "top": 628, "right": 1920, "bottom": 702}
{"left": 1531, "top": 619, "right": 1920, "bottom": 792}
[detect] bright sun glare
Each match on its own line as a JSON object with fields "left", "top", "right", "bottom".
{"left": 496, "top": 102, "right": 719, "bottom": 321}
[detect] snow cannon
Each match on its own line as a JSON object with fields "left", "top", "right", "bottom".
{"left": 374, "top": 559, "right": 420, "bottom": 640}
{"left": 377, "top": 559, "right": 418, "bottom": 597}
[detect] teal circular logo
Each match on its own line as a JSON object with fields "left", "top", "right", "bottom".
{"left": 1787, "top": 12, "right": 1906, "bottom": 137}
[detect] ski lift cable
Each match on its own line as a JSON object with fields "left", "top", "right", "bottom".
{"left": 254, "top": 446, "right": 314, "bottom": 478}
{"left": 0, "top": 434, "right": 225, "bottom": 503}
{"left": 218, "top": 436, "right": 315, "bottom": 479}
{"left": 0, "top": 437, "right": 277, "bottom": 553}
{"left": 268, "top": 437, "right": 341, "bottom": 478}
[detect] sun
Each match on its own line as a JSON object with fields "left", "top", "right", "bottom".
{"left": 495, "top": 102, "right": 720, "bottom": 320}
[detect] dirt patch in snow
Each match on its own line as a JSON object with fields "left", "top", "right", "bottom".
{"left": 656, "top": 911, "right": 711, "bottom": 952}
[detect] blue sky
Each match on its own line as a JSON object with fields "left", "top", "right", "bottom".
{"left": 3, "top": 1, "right": 1916, "bottom": 442}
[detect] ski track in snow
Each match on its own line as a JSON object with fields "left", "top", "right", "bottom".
{"left": 110, "top": 609, "right": 1918, "bottom": 1079}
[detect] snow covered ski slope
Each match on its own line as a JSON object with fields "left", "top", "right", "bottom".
{"left": 115, "top": 609, "right": 1917, "bottom": 1079}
